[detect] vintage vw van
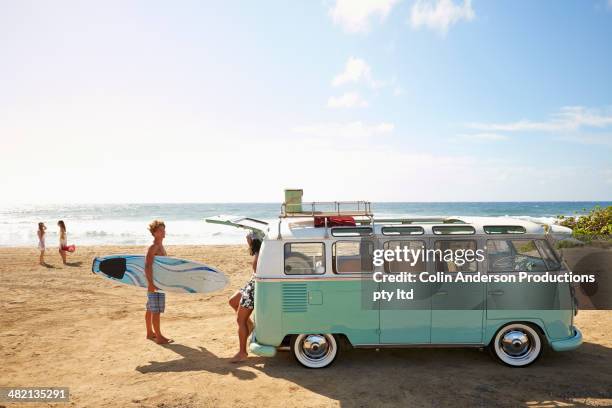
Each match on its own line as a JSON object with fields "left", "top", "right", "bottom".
{"left": 207, "top": 201, "right": 582, "bottom": 368}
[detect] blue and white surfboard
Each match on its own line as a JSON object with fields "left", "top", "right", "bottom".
{"left": 92, "top": 255, "right": 228, "bottom": 293}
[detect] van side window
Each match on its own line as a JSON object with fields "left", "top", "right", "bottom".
{"left": 383, "top": 241, "right": 426, "bottom": 273}
{"left": 487, "top": 239, "right": 548, "bottom": 272}
{"left": 332, "top": 240, "right": 374, "bottom": 274}
{"left": 381, "top": 226, "right": 424, "bottom": 236}
{"left": 331, "top": 227, "right": 372, "bottom": 237}
{"left": 432, "top": 226, "right": 475, "bottom": 235}
{"left": 434, "top": 240, "right": 478, "bottom": 273}
{"left": 284, "top": 243, "right": 325, "bottom": 275}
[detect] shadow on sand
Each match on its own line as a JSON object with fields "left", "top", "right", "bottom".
{"left": 64, "top": 261, "right": 83, "bottom": 267}
{"left": 135, "top": 343, "right": 260, "bottom": 380}
{"left": 40, "top": 262, "right": 56, "bottom": 269}
{"left": 134, "top": 340, "right": 611, "bottom": 406}
{"left": 253, "top": 341, "right": 612, "bottom": 407}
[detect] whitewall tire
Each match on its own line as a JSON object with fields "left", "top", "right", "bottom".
{"left": 291, "top": 334, "right": 338, "bottom": 369}
{"left": 491, "top": 323, "right": 544, "bottom": 367}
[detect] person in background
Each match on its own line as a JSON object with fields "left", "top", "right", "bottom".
{"left": 228, "top": 231, "right": 261, "bottom": 362}
{"left": 144, "top": 220, "right": 172, "bottom": 344}
{"left": 57, "top": 220, "right": 75, "bottom": 264}
{"left": 37, "top": 222, "right": 46, "bottom": 265}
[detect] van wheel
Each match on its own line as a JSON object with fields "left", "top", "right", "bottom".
{"left": 291, "top": 334, "right": 338, "bottom": 368}
{"left": 490, "top": 323, "right": 543, "bottom": 367}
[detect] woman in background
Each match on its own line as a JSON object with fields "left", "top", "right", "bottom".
{"left": 228, "top": 232, "right": 261, "bottom": 362}
{"left": 57, "top": 220, "right": 75, "bottom": 264}
{"left": 37, "top": 222, "right": 46, "bottom": 265}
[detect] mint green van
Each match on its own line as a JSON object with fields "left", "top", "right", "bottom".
{"left": 207, "top": 203, "right": 582, "bottom": 368}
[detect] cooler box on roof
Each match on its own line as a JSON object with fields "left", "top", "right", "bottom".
{"left": 284, "top": 189, "right": 303, "bottom": 213}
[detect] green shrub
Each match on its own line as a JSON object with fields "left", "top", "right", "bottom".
{"left": 556, "top": 206, "right": 612, "bottom": 237}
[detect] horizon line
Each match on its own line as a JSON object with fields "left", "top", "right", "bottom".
{"left": 1, "top": 200, "right": 611, "bottom": 206}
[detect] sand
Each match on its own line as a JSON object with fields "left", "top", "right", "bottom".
{"left": 1, "top": 245, "right": 611, "bottom": 408}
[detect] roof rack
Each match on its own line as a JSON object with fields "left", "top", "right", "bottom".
{"left": 365, "top": 217, "right": 466, "bottom": 225}
{"left": 278, "top": 201, "right": 373, "bottom": 239}
{"left": 280, "top": 201, "right": 373, "bottom": 218}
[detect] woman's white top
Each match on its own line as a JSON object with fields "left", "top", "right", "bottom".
{"left": 38, "top": 230, "right": 46, "bottom": 251}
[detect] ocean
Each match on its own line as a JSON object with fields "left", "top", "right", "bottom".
{"left": 1, "top": 202, "right": 610, "bottom": 248}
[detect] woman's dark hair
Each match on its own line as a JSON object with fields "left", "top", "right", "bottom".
{"left": 38, "top": 222, "right": 45, "bottom": 232}
{"left": 249, "top": 238, "right": 262, "bottom": 256}
{"left": 58, "top": 220, "right": 66, "bottom": 231}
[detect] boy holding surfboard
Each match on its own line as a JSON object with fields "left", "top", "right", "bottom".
{"left": 145, "top": 220, "right": 172, "bottom": 344}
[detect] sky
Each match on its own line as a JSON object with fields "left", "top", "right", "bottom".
{"left": 1, "top": 0, "right": 612, "bottom": 204}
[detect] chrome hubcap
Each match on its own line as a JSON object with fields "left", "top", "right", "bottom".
{"left": 500, "top": 330, "right": 532, "bottom": 357}
{"left": 301, "top": 335, "right": 329, "bottom": 360}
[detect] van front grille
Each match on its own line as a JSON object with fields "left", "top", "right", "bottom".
{"left": 282, "top": 283, "right": 308, "bottom": 313}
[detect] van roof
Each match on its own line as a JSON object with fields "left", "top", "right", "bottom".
{"left": 271, "top": 216, "right": 550, "bottom": 240}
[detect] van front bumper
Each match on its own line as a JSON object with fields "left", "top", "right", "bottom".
{"left": 550, "top": 326, "right": 583, "bottom": 352}
{"left": 249, "top": 336, "right": 277, "bottom": 357}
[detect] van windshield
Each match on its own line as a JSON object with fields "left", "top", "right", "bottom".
{"left": 487, "top": 239, "right": 550, "bottom": 272}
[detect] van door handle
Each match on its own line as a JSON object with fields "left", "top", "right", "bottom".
{"left": 488, "top": 290, "right": 504, "bottom": 296}
{"left": 434, "top": 291, "right": 448, "bottom": 296}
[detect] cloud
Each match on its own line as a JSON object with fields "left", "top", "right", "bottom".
{"left": 293, "top": 121, "right": 394, "bottom": 139}
{"left": 556, "top": 134, "right": 612, "bottom": 147}
{"left": 328, "top": 0, "right": 399, "bottom": 33}
{"left": 332, "top": 57, "right": 385, "bottom": 88}
{"left": 468, "top": 106, "right": 612, "bottom": 133}
{"left": 409, "top": 0, "right": 475, "bottom": 35}
{"left": 455, "top": 133, "right": 508, "bottom": 142}
{"left": 327, "top": 92, "right": 369, "bottom": 108}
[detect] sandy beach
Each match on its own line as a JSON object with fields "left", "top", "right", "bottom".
{"left": 1, "top": 245, "right": 611, "bottom": 408}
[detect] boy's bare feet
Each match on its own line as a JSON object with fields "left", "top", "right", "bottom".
{"left": 146, "top": 333, "right": 156, "bottom": 340}
{"left": 155, "top": 336, "right": 173, "bottom": 344}
{"left": 230, "top": 352, "right": 248, "bottom": 363}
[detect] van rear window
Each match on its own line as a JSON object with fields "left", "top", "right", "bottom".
{"left": 284, "top": 243, "right": 325, "bottom": 275}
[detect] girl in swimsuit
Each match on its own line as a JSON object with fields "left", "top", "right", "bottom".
{"left": 37, "top": 222, "right": 46, "bottom": 265}
{"left": 57, "top": 220, "right": 75, "bottom": 264}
